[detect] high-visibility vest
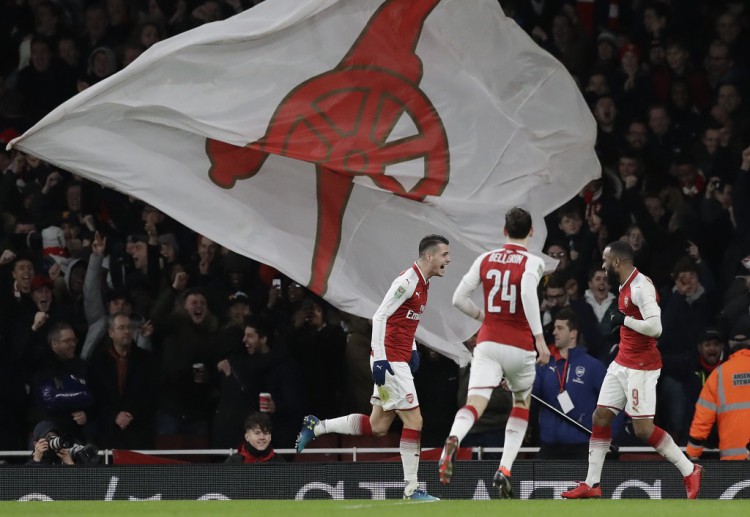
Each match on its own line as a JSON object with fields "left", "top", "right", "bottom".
{"left": 687, "top": 349, "right": 750, "bottom": 460}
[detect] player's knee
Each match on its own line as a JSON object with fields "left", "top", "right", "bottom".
{"left": 632, "top": 421, "right": 654, "bottom": 441}
{"left": 409, "top": 414, "right": 423, "bottom": 430}
{"left": 592, "top": 407, "right": 614, "bottom": 426}
{"left": 369, "top": 418, "right": 390, "bottom": 437}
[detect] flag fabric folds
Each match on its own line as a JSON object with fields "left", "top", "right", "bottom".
{"left": 10, "top": 0, "right": 600, "bottom": 365}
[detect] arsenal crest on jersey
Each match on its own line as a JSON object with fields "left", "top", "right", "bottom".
{"left": 624, "top": 296, "right": 629, "bottom": 307}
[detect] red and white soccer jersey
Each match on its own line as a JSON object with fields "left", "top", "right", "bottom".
{"left": 371, "top": 263, "right": 429, "bottom": 363}
{"left": 614, "top": 268, "right": 661, "bottom": 370}
{"left": 458, "top": 244, "right": 545, "bottom": 351}
{"left": 598, "top": 268, "right": 662, "bottom": 418}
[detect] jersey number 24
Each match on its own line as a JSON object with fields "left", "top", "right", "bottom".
{"left": 487, "top": 269, "right": 517, "bottom": 313}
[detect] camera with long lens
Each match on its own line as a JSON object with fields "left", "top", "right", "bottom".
{"left": 69, "top": 443, "right": 101, "bottom": 464}
{"left": 47, "top": 436, "right": 73, "bottom": 451}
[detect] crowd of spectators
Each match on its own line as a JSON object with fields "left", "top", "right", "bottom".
{"left": 1, "top": 0, "right": 749, "bottom": 461}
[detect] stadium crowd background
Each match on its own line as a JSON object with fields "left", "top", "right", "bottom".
{"left": 0, "top": 0, "right": 748, "bottom": 461}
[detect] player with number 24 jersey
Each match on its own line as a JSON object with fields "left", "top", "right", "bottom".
{"left": 439, "top": 207, "right": 549, "bottom": 498}
{"left": 466, "top": 244, "right": 545, "bottom": 350}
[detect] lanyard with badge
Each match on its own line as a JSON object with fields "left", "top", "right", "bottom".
{"left": 556, "top": 358, "right": 575, "bottom": 414}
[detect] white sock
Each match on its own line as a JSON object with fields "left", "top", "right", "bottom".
{"left": 648, "top": 426, "right": 694, "bottom": 477}
{"left": 499, "top": 407, "right": 529, "bottom": 473}
{"left": 585, "top": 426, "right": 611, "bottom": 486}
{"left": 401, "top": 428, "right": 421, "bottom": 494}
{"left": 449, "top": 405, "right": 478, "bottom": 444}
{"left": 315, "top": 414, "right": 372, "bottom": 436}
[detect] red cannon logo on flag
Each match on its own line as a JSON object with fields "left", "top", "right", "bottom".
{"left": 206, "top": 0, "right": 450, "bottom": 295}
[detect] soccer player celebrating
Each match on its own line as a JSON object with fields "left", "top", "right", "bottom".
{"left": 562, "top": 241, "right": 702, "bottom": 499}
{"left": 438, "top": 207, "right": 550, "bottom": 498}
{"left": 296, "top": 235, "right": 451, "bottom": 501}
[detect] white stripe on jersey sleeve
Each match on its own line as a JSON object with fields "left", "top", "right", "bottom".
{"left": 371, "top": 268, "right": 418, "bottom": 361}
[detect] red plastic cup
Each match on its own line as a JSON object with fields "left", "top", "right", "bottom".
{"left": 259, "top": 392, "right": 272, "bottom": 412}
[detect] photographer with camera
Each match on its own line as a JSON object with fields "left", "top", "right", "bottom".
{"left": 27, "top": 420, "right": 99, "bottom": 466}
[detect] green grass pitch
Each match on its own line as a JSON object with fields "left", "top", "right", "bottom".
{"left": 0, "top": 500, "right": 748, "bottom": 516}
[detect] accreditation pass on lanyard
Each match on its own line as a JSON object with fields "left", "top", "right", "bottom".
{"left": 556, "top": 360, "right": 575, "bottom": 414}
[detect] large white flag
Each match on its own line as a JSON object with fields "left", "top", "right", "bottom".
{"left": 10, "top": 0, "right": 599, "bottom": 365}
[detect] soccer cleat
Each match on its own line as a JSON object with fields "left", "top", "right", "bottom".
{"left": 561, "top": 482, "right": 602, "bottom": 499}
{"left": 403, "top": 488, "right": 439, "bottom": 501}
{"left": 438, "top": 435, "right": 459, "bottom": 484}
{"left": 684, "top": 464, "right": 703, "bottom": 499}
{"left": 492, "top": 468, "right": 514, "bottom": 499}
{"left": 295, "top": 415, "right": 320, "bottom": 453}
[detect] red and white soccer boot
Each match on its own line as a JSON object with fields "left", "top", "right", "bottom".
{"left": 561, "top": 482, "right": 602, "bottom": 499}
{"left": 684, "top": 465, "right": 703, "bottom": 500}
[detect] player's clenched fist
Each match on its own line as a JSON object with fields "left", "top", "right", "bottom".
{"left": 372, "top": 359, "right": 393, "bottom": 386}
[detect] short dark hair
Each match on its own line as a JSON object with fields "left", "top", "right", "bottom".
{"left": 672, "top": 256, "right": 699, "bottom": 277}
{"left": 244, "top": 412, "right": 272, "bottom": 434}
{"left": 556, "top": 203, "right": 582, "bottom": 221}
{"left": 605, "top": 240, "right": 634, "bottom": 262}
{"left": 47, "top": 322, "right": 73, "bottom": 345}
{"left": 545, "top": 239, "right": 570, "bottom": 254}
{"left": 243, "top": 315, "right": 272, "bottom": 339}
{"left": 418, "top": 234, "right": 449, "bottom": 256}
{"left": 587, "top": 267, "right": 606, "bottom": 282}
{"left": 554, "top": 308, "right": 579, "bottom": 332}
{"left": 11, "top": 254, "right": 34, "bottom": 269}
{"left": 183, "top": 288, "right": 208, "bottom": 301}
{"left": 546, "top": 272, "right": 568, "bottom": 290}
{"left": 105, "top": 287, "right": 134, "bottom": 306}
{"left": 505, "top": 207, "right": 532, "bottom": 239}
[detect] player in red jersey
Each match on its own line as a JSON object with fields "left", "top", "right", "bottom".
{"left": 562, "top": 240, "right": 702, "bottom": 499}
{"left": 295, "top": 235, "right": 451, "bottom": 501}
{"left": 438, "top": 207, "right": 550, "bottom": 498}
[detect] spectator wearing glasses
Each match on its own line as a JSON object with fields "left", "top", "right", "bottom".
{"left": 30, "top": 322, "right": 94, "bottom": 444}
{"left": 545, "top": 241, "right": 572, "bottom": 277}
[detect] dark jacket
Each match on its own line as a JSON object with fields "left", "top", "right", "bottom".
{"left": 30, "top": 352, "right": 94, "bottom": 442}
{"left": 533, "top": 346, "right": 614, "bottom": 445}
{"left": 212, "top": 345, "right": 304, "bottom": 449}
{"left": 225, "top": 441, "right": 284, "bottom": 464}
{"left": 88, "top": 345, "right": 156, "bottom": 449}
{"left": 151, "top": 287, "right": 220, "bottom": 422}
